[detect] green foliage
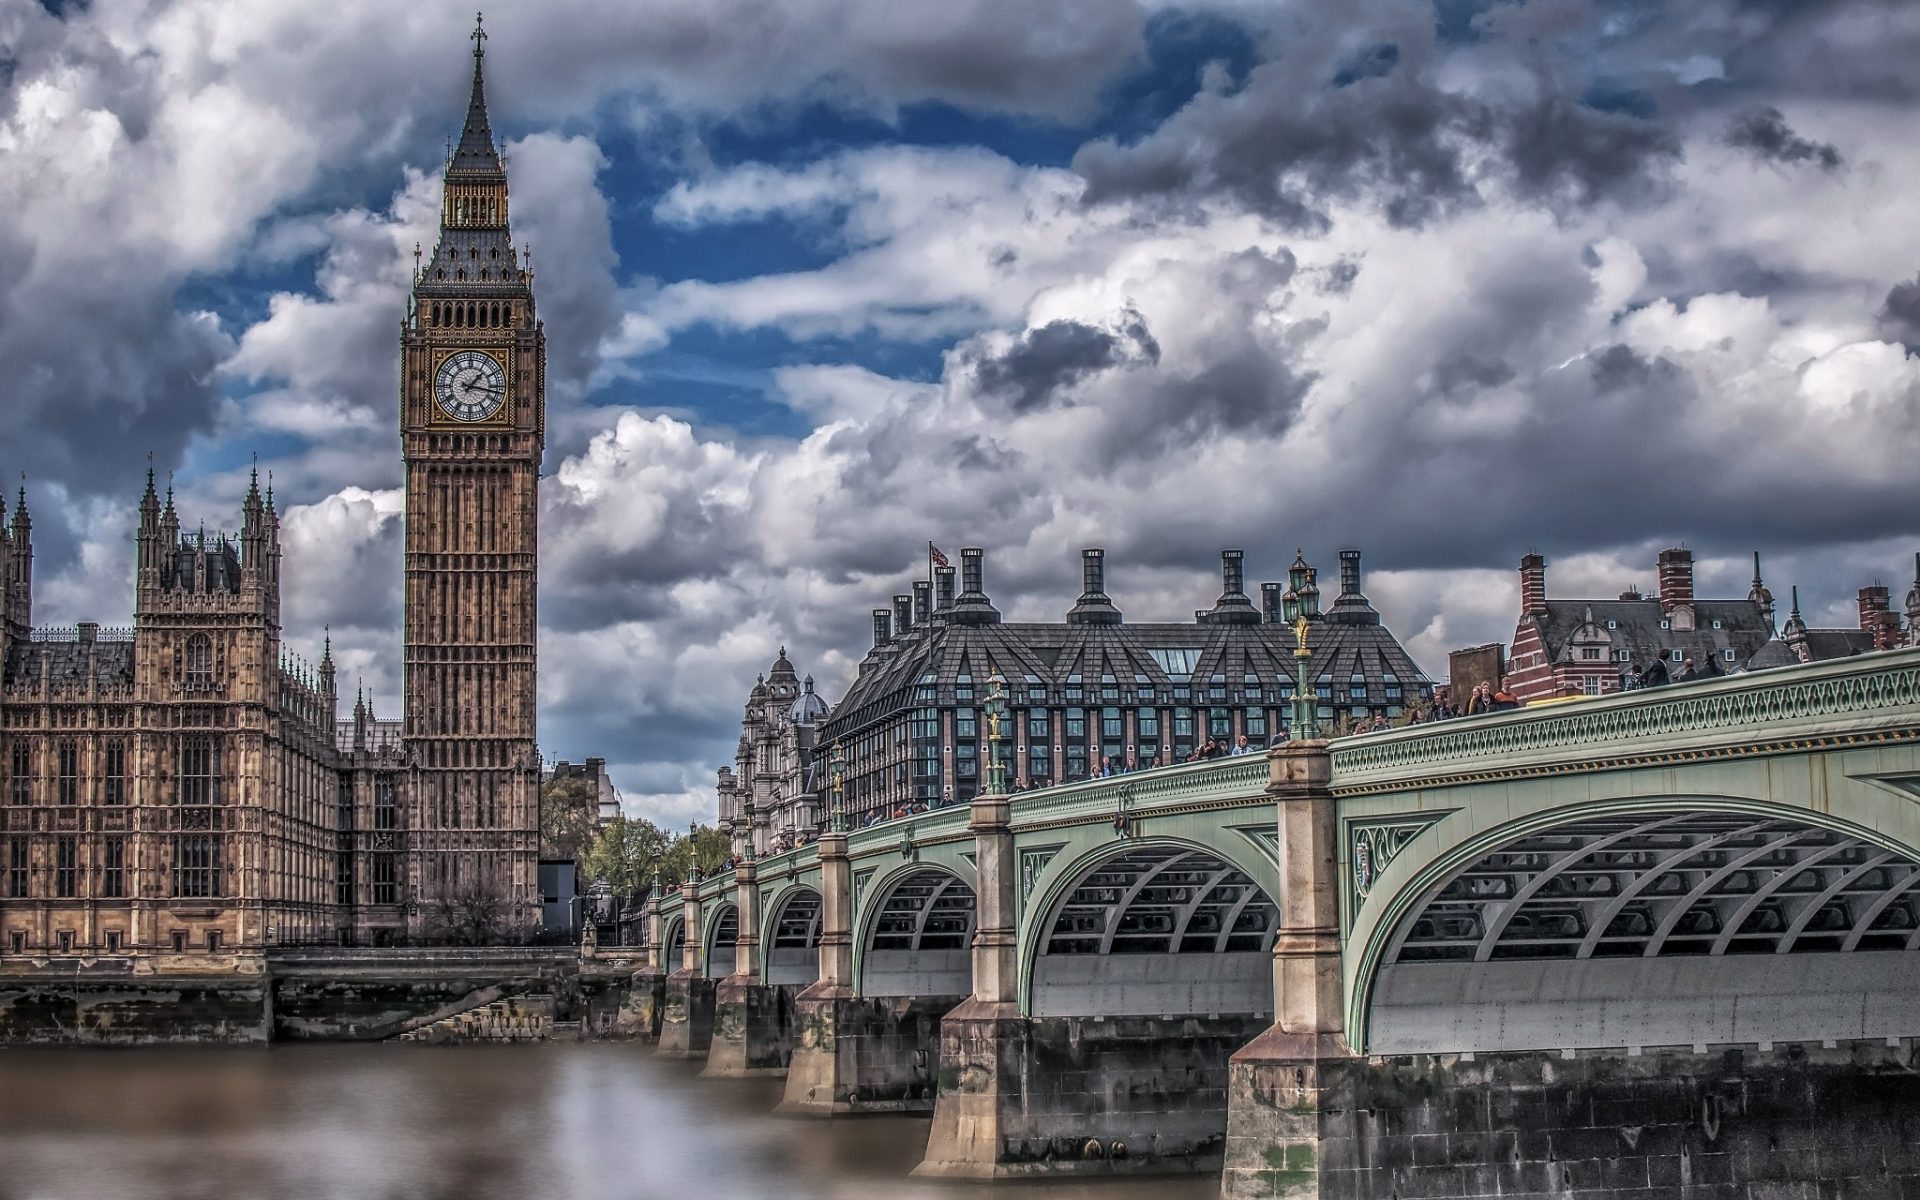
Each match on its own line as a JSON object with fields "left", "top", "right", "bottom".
{"left": 582, "top": 818, "right": 731, "bottom": 899}
{"left": 540, "top": 773, "right": 601, "bottom": 860}
{"left": 584, "top": 816, "right": 672, "bottom": 897}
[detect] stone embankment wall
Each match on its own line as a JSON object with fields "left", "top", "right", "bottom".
{"left": 1296, "top": 1040, "right": 1920, "bottom": 1198}
{"left": 394, "top": 995, "right": 555, "bottom": 1044}
{"left": 0, "top": 970, "right": 270, "bottom": 1044}
{"left": 0, "top": 949, "right": 643, "bottom": 1045}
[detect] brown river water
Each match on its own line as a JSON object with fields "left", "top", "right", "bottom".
{"left": 0, "top": 1042, "right": 1217, "bottom": 1200}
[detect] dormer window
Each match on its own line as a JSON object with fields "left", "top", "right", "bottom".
{"left": 1606, "top": 619, "right": 1617, "bottom": 629}
{"left": 1659, "top": 619, "right": 1670, "bottom": 630}
{"left": 1711, "top": 619, "right": 1723, "bottom": 629}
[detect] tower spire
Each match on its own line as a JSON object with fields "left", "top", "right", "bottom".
{"left": 450, "top": 12, "right": 502, "bottom": 177}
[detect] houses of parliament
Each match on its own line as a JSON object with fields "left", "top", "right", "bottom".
{"left": 0, "top": 23, "right": 544, "bottom": 959}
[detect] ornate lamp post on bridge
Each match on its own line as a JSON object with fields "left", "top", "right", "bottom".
{"left": 1291, "top": 614, "right": 1319, "bottom": 741}
{"left": 828, "top": 740, "right": 847, "bottom": 833}
{"left": 983, "top": 672, "right": 1009, "bottom": 796}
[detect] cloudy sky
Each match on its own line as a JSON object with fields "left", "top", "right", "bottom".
{"left": 5, "top": 0, "right": 1920, "bottom": 824}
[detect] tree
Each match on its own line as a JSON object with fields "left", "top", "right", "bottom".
{"left": 655, "top": 823, "right": 731, "bottom": 884}
{"left": 541, "top": 772, "right": 600, "bottom": 861}
{"left": 422, "top": 878, "right": 514, "bottom": 945}
{"left": 585, "top": 816, "right": 673, "bottom": 898}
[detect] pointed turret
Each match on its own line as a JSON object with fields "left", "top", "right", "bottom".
{"left": 6, "top": 481, "right": 31, "bottom": 637}
{"left": 1748, "top": 550, "right": 1775, "bottom": 634}
{"left": 450, "top": 14, "right": 504, "bottom": 178}
{"left": 319, "top": 631, "right": 336, "bottom": 697}
{"left": 1782, "top": 585, "right": 1810, "bottom": 663}
{"left": 1905, "top": 552, "right": 1920, "bottom": 644}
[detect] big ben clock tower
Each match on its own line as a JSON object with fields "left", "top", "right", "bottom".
{"left": 400, "top": 16, "right": 543, "bottom": 938}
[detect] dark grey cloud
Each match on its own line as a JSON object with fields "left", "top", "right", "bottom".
{"left": 1724, "top": 107, "right": 1842, "bottom": 171}
{"left": 1073, "top": 10, "right": 1684, "bottom": 232}
{"left": 970, "top": 307, "right": 1159, "bottom": 412}
{"left": 1880, "top": 274, "right": 1920, "bottom": 348}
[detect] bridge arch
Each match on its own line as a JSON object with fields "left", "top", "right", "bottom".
{"left": 661, "top": 915, "right": 686, "bottom": 971}
{"left": 853, "top": 863, "right": 977, "bottom": 997}
{"left": 1351, "top": 797, "right": 1920, "bottom": 1054}
{"left": 762, "top": 885, "right": 822, "bottom": 985}
{"left": 702, "top": 901, "right": 738, "bottom": 980}
{"left": 1020, "top": 836, "right": 1279, "bottom": 1018}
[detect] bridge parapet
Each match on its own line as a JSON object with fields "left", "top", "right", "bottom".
{"left": 1330, "top": 647, "right": 1920, "bottom": 793}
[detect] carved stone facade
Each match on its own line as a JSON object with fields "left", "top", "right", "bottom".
{"left": 398, "top": 19, "right": 545, "bottom": 938}
{"left": 0, "top": 23, "right": 540, "bottom": 961}
{"left": 717, "top": 650, "right": 829, "bottom": 858}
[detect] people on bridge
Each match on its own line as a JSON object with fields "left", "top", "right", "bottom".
{"left": 1230, "top": 734, "right": 1253, "bottom": 755}
{"left": 1642, "top": 654, "right": 1671, "bottom": 687}
{"left": 1675, "top": 655, "right": 1703, "bottom": 683}
{"left": 1465, "top": 683, "right": 1493, "bottom": 715}
{"left": 1492, "top": 687, "right": 1518, "bottom": 711}
{"left": 1123, "top": 753, "right": 1141, "bottom": 772}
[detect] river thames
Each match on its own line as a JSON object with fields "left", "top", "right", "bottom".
{"left": 0, "top": 1042, "right": 1216, "bottom": 1200}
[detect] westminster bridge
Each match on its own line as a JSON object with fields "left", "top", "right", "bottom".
{"left": 641, "top": 648, "right": 1920, "bottom": 1198}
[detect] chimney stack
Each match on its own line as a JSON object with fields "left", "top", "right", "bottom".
{"left": 934, "top": 566, "right": 956, "bottom": 614}
{"left": 949, "top": 547, "right": 1001, "bottom": 625}
{"left": 1657, "top": 547, "right": 1696, "bottom": 629}
{"left": 872, "top": 609, "right": 892, "bottom": 649}
{"left": 893, "top": 594, "right": 913, "bottom": 636}
{"left": 1859, "top": 585, "right": 1896, "bottom": 649}
{"left": 1204, "top": 549, "right": 1260, "bottom": 624}
{"left": 1657, "top": 548, "right": 1694, "bottom": 612}
{"left": 1519, "top": 553, "right": 1547, "bottom": 615}
{"left": 1067, "top": 547, "right": 1122, "bottom": 625}
{"left": 1338, "top": 549, "right": 1362, "bottom": 598}
{"left": 1261, "top": 582, "right": 1282, "bottom": 623}
{"left": 1326, "top": 548, "right": 1381, "bottom": 625}
{"left": 912, "top": 580, "right": 932, "bottom": 628}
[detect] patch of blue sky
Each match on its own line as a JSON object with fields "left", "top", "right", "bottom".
{"left": 598, "top": 323, "right": 946, "bottom": 440}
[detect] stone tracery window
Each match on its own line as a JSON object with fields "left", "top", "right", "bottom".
{"left": 184, "top": 634, "right": 214, "bottom": 690}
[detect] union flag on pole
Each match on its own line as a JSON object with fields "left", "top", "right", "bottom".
{"left": 929, "top": 543, "right": 951, "bottom": 569}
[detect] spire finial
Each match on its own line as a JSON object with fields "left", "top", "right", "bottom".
{"left": 472, "top": 10, "right": 487, "bottom": 59}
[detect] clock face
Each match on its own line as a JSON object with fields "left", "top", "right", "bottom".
{"left": 434, "top": 350, "right": 508, "bottom": 422}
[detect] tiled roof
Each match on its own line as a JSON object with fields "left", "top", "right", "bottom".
{"left": 825, "top": 609, "right": 1430, "bottom": 736}
{"left": 1531, "top": 599, "right": 1773, "bottom": 676}
{"left": 3, "top": 638, "right": 135, "bottom": 689}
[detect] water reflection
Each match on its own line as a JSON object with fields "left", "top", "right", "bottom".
{"left": 0, "top": 1044, "right": 1215, "bottom": 1200}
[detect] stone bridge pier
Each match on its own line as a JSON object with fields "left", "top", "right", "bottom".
{"left": 623, "top": 893, "right": 667, "bottom": 1040}
{"left": 656, "top": 881, "right": 715, "bottom": 1059}
{"left": 705, "top": 860, "right": 805, "bottom": 1077}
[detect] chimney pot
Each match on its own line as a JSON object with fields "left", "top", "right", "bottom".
{"left": 1068, "top": 547, "right": 1122, "bottom": 624}
{"left": 1338, "top": 548, "right": 1362, "bottom": 598}
{"left": 872, "top": 609, "right": 892, "bottom": 648}
{"left": 1656, "top": 547, "right": 1695, "bottom": 613}
{"left": 912, "top": 581, "right": 932, "bottom": 627}
{"left": 1261, "top": 582, "right": 1282, "bottom": 623}
{"left": 1520, "top": 553, "right": 1548, "bottom": 615}
{"left": 934, "top": 566, "right": 956, "bottom": 613}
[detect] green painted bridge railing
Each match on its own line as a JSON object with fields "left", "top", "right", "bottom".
{"left": 1330, "top": 646, "right": 1920, "bottom": 793}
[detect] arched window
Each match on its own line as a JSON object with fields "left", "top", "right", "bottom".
{"left": 455, "top": 269, "right": 466, "bottom": 282}
{"left": 185, "top": 634, "right": 214, "bottom": 689}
